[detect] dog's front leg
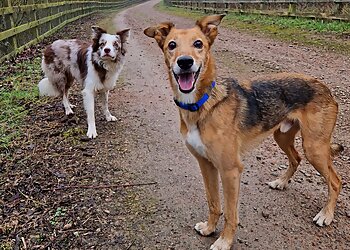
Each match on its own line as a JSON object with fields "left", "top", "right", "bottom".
{"left": 211, "top": 164, "right": 242, "bottom": 250}
{"left": 192, "top": 153, "right": 221, "bottom": 236}
{"left": 101, "top": 91, "right": 117, "bottom": 122}
{"left": 83, "top": 89, "right": 97, "bottom": 138}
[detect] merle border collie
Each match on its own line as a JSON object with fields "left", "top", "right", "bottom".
{"left": 38, "top": 26, "right": 130, "bottom": 138}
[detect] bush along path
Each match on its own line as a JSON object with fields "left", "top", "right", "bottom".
{"left": 1, "top": 0, "right": 350, "bottom": 249}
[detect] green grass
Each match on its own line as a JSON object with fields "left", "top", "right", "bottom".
{"left": 227, "top": 13, "right": 350, "bottom": 33}
{"left": 0, "top": 56, "right": 42, "bottom": 152}
{"left": 156, "top": 1, "right": 350, "bottom": 54}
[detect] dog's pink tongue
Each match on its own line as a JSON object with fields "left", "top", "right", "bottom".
{"left": 178, "top": 73, "right": 194, "bottom": 91}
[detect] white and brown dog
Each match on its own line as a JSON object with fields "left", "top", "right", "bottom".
{"left": 38, "top": 26, "right": 130, "bottom": 138}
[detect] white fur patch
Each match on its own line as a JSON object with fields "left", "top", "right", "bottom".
{"left": 210, "top": 236, "right": 232, "bottom": 250}
{"left": 267, "top": 178, "right": 289, "bottom": 190}
{"left": 280, "top": 120, "right": 293, "bottom": 133}
{"left": 194, "top": 221, "right": 214, "bottom": 236}
{"left": 177, "top": 91, "right": 196, "bottom": 104}
{"left": 38, "top": 78, "right": 60, "bottom": 97}
{"left": 313, "top": 208, "right": 334, "bottom": 226}
{"left": 186, "top": 126, "right": 207, "bottom": 157}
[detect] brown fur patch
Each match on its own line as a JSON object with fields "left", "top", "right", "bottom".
{"left": 93, "top": 62, "right": 107, "bottom": 83}
{"left": 92, "top": 27, "right": 107, "bottom": 52}
{"left": 44, "top": 45, "right": 55, "bottom": 64}
{"left": 62, "top": 45, "right": 71, "bottom": 61}
{"left": 76, "top": 41, "right": 90, "bottom": 80}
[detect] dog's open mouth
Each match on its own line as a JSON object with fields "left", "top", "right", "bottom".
{"left": 173, "top": 67, "right": 201, "bottom": 93}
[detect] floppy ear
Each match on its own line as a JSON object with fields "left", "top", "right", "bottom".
{"left": 144, "top": 22, "right": 175, "bottom": 49}
{"left": 196, "top": 14, "right": 225, "bottom": 45}
{"left": 117, "top": 28, "right": 131, "bottom": 44}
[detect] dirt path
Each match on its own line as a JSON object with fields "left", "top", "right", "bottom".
{"left": 106, "top": 0, "right": 350, "bottom": 249}
{"left": 2, "top": 1, "right": 349, "bottom": 249}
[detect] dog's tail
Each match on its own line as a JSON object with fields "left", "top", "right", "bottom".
{"left": 38, "top": 78, "right": 60, "bottom": 97}
{"left": 331, "top": 143, "right": 344, "bottom": 157}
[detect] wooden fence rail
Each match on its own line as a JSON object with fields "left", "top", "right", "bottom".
{"left": 0, "top": 0, "right": 146, "bottom": 62}
{"left": 168, "top": 0, "right": 350, "bottom": 22}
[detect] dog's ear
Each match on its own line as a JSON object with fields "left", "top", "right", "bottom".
{"left": 144, "top": 22, "right": 175, "bottom": 49}
{"left": 91, "top": 26, "right": 107, "bottom": 51}
{"left": 196, "top": 15, "right": 225, "bottom": 45}
{"left": 117, "top": 29, "right": 131, "bottom": 56}
{"left": 117, "top": 28, "right": 131, "bottom": 44}
{"left": 91, "top": 26, "right": 107, "bottom": 38}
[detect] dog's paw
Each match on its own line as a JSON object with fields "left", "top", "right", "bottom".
{"left": 194, "top": 221, "right": 215, "bottom": 236}
{"left": 86, "top": 129, "right": 98, "bottom": 139}
{"left": 106, "top": 115, "right": 117, "bottom": 122}
{"left": 267, "top": 178, "right": 288, "bottom": 190}
{"left": 65, "top": 108, "right": 74, "bottom": 116}
{"left": 210, "top": 236, "right": 232, "bottom": 250}
{"left": 313, "top": 208, "right": 334, "bottom": 226}
{"left": 69, "top": 104, "right": 76, "bottom": 108}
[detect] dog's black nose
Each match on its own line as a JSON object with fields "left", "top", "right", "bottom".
{"left": 104, "top": 48, "right": 111, "bottom": 54}
{"left": 177, "top": 56, "right": 194, "bottom": 70}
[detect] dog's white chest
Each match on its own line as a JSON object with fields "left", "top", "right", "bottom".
{"left": 186, "top": 126, "right": 207, "bottom": 158}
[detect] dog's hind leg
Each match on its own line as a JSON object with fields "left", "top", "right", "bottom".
{"left": 191, "top": 153, "right": 221, "bottom": 236}
{"left": 62, "top": 72, "right": 74, "bottom": 115}
{"left": 268, "top": 121, "right": 301, "bottom": 190}
{"left": 62, "top": 94, "right": 74, "bottom": 115}
{"left": 302, "top": 137, "right": 341, "bottom": 226}
{"left": 300, "top": 101, "right": 341, "bottom": 226}
{"left": 100, "top": 91, "right": 117, "bottom": 122}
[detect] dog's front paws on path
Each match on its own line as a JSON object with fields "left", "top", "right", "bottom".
{"left": 106, "top": 115, "right": 117, "bottom": 122}
{"left": 313, "top": 208, "right": 334, "bottom": 226}
{"left": 194, "top": 221, "right": 215, "bottom": 236}
{"left": 87, "top": 129, "right": 97, "bottom": 139}
{"left": 210, "top": 236, "right": 232, "bottom": 250}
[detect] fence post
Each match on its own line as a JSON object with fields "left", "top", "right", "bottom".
{"left": 30, "top": 0, "right": 40, "bottom": 40}
{"left": 334, "top": 2, "right": 344, "bottom": 16}
{"left": 288, "top": 2, "right": 296, "bottom": 15}
{"left": 6, "top": 0, "right": 17, "bottom": 52}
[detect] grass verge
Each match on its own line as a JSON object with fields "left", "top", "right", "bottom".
{"left": 156, "top": 1, "right": 350, "bottom": 54}
{"left": 0, "top": 56, "right": 43, "bottom": 153}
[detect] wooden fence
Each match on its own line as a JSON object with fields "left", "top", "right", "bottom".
{"left": 168, "top": 0, "right": 350, "bottom": 22}
{"left": 0, "top": 0, "right": 146, "bottom": 62}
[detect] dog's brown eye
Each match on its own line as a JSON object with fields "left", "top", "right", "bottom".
{"left": 193, "top": 40, "right": 203, "bottom": 49}
{"left": 168, "top": 41, "right": 176, "bottom": 50}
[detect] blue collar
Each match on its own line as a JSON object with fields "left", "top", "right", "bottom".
{"left": 174, "top": 81, "right": 216, "bottom": 112}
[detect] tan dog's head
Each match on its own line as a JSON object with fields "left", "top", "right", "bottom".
{"left": 144, "top": 15, "right": 225, "bottom": 101}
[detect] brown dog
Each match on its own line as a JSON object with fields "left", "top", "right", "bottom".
{"left": 144, "top": 15, "right": 343, "bottom": 249}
